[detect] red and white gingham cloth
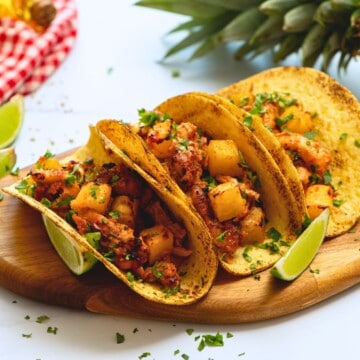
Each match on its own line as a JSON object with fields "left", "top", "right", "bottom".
{"left": 0, "top": 0, "right": 77, "bottom": 104}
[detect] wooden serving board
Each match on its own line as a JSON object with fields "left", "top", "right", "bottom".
{"left": 1, "top": 158, "right": 360, "bottom": 324}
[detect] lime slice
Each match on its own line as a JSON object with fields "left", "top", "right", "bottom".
{"left": 0, "top": 95, "right": 24, "bottom": 149}
{"left": 270, "top": 208, "right": 330, "bottom": 281}
{"left": 0, "top": 147, "right": 16, "bottom": 178}
{"left": 42, "top": 214, "right": 98, "bottom": 275}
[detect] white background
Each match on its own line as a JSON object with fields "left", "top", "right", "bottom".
{"left": 1, "top": 1, "right": 360, "bottom": 359}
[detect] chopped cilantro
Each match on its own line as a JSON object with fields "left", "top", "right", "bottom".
{"left": 85, "top": 232, "right": 101, "bottom": 249}
{"left": 138, "top": 352, "right": 151, "bottom": 359}
{"left": 22, "top": 333, "right": 32, "bottom": 338}
{"left": 266, "top": 227, "right": 282, "bottom": 241}
{"left": 47, "top": 326, "right": 58, "bottom": 334}
{"left": 186, "top": 328, "right": 194, "bottom": 335}
{"left": 177, "top": 139, "right": 189, "bottom": 151}
{"left": 172, "top": 70, "right": 180, "bottom": 78}
{"left": 323, "top": 169, "right": 332, "bottom": 185}
{"left": 339, "top": 133, "right": 348, "bottom": 140}
{"left": 90, "top": 185, "right": 99, "bottom": 199}
{"left": 44, "top": 150, "right": 55, "bottom": 159}
{"left": 0, "top": 192, "right": 3, "bottom": 201}
{"left": 215, "top": 231, "right": 227, "bottom": 243}
{"left": 126, "top": 271, "right": 135, "bottom": 282}
{"left": 181, "top": 354, "right": 189, "bottom": 360}
{"left": 333, "top": 199, "right": 344, "bottom": 207}
{"left": 40, "top": 197, "right": 51, "bottom": 208}
{"left": 304, "top": 131, "right": 318, "bottom": 140}
{"left": 202, "top": 174, "right": 217, "bottom": 189}
{"left": 354, "top": 139, "right": 360, "bottom": 148}
{"left": 242, "top": 246, "right": 252, "bottom": 263}
{"left": 138, "top": 108, "right": 168, "bottom": 127}
{"left": 243, "top": 115, "right": 253, "bottom": 129}
{"left": 275, "top": 113, "right": 293, "bottom": 128}
{"left": 310, "top": 268, "right": 320, "bottom": 274}
{"left": 174, "top": 349, "right": 180, "bottom": 355}
{"left": 24, "top": 315, "right": 30, "bottom": 320}
{"left": 197, "top": 332, "right": 224, "bottom": 351}
{"left": 116, "top": 332, "right": 125, "bottom": 344}
{"left": 36, "top": 315, "right": 49, "bottom": 324}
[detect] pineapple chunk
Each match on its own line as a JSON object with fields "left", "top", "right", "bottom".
{"left": 71, "top": 182, "right": 111, "bottom": 214}
{"left": 280, "top": 105, "right": 314, "bottom": 134}
{"left": 111, "top": 195, "right": 138, "bottom": 228}
{"left": 305, "top": 184, "right": 333, "bottom": 220}
{"left": 140, "top": 225, "right": 174, "bottom": 264}
{"left": 207, "top": 139, "right": 243, "bottom": 177}
{"left": 208, "top": 181, "right": 247, "bottom": 222}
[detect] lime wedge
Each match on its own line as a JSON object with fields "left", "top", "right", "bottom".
{"left": 42, "top": 214, "right": 98, "bottom": 275}
{"left": 0, "top": 95, "right": 24, "bottom": 149}
{"left": 270, "top": 208, "right": 330, "bottom": 281}
{"left": 0, "top": 147, "right": 16, "bottom": 178}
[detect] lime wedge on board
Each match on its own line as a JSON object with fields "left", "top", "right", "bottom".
{"left": 271, "top": 208, "right": 330, "bottom": 281}
{"left": 42, "top": 214, "right": 98, "bottom": 275}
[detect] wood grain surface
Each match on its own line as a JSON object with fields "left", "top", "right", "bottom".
{"left": 1, "top": 161, "right": 360, "bottom": 324}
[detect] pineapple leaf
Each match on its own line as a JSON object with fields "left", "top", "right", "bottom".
{"left": 273, "top": 32, "right": 305, "bottom": 63}
{"left": 260, "top": 0, "right": 311, "bottom": 16}
{"left": 283, "top": 3, "right": 319, "bottom": 33}
{"left": 302, "top": 23, "right": 330, "bottom": 67}
{"left": 194, "top": 0, "right": 264, "bottom": 11}
{"left": 216, "top": 7, "right": 266, "bottom": 43}
{"left": 249, "top": 15, "right": 284, "bottom": 45}
{"left": 164, "top": 12, "right": 237, "bottom": 58}
{"left": 135, "top": 0, "right": 226, "bottom": 18}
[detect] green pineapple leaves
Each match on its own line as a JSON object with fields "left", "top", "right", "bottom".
{"left": 135, "top": 0, "right": 360, "bottom": 71}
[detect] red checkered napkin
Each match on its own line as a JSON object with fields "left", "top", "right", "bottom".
{"left": 0, "top": 0, "right": 77, "bottom": 104}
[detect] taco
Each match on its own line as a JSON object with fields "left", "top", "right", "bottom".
{"left": 2, "top": 125, "right": 218, "bottom": 305}
{"left": 96, "top": 93, "right": 306, "bottom": 276}
{"left": 217, "top": 66, "right": 360, "bottom": 237}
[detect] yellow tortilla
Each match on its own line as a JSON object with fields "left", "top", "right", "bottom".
{"left": 217, "top": 66, "right": 360, "bottom": 237}
{"left": 3, "top": 125, "right": 218, "bottom": 305}
{"left": 97, "top": 93, "right": 304, "bottom": 276}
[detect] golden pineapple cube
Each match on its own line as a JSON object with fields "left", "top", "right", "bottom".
{"left": 305, "top": 184, "right": 333, "bottom": 220}
{"left": 111, "top": 195, "right": 138, "bottom": 228}
{"left": 280, "top": 105, "right": 314, "bottom": 134}
{"left": 208, "top": 181, "right": 247, "bottom": 222}
{"left": 140, "top": 225, "right": 174, "bottom": 264}
{"left": 71, "top": 182, "right": 112, "bottom": 214}
{"left": 206, "top": 139, "right": 243, "bottom": 177}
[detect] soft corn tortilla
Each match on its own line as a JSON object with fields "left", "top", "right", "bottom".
{"left": 3, "top": 126, "right": 218, "bottom": 305}
{"left": 97, "top": 93, "right": 304, "bottom": 276}
{"left": 217, "top": 66, "right": 360, "bottom": 237}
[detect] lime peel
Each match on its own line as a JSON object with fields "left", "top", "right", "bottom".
{"left": 270, "top": 208, "right": 330, "bottom": 281}
{"left": 42, "top": 214, "right": 98, "bottom": 275}
{"left": 0, "top": 94, "right": 24, "bottom": 149}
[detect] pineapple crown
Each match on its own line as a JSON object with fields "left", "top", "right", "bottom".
{"left": 136, "top": 0, "right": 360, "bottom": 72}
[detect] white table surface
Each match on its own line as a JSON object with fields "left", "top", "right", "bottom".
{"left": 1, "top": 1, "right": 360, "bottom": 359}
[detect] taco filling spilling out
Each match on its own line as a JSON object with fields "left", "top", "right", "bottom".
{"left": 4, "top": 126, "right": 218, "bottom": 305}
{"left": 135, "top": 112, "right": 268, "bottom": 262}
{"left": 17, "top": 152, "right": 192, "bottom": 290}
{"left": 235, "top": 91, "right": 333, "bottom": 221}
{"left": 217, "top": 66, "right": 360, "bottom": 237}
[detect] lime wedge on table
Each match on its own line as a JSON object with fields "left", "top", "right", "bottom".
{"left": 0, "top": 95, "right": 24, "bottom": 149}
{"left": 270, "top": 208, "right": 330, "bottom": 281}
{"left": 0, "top": 147, "right": 16, "bottom": 178}
{"left": 42, "top": 215, "right": 98, "bottom": 275}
